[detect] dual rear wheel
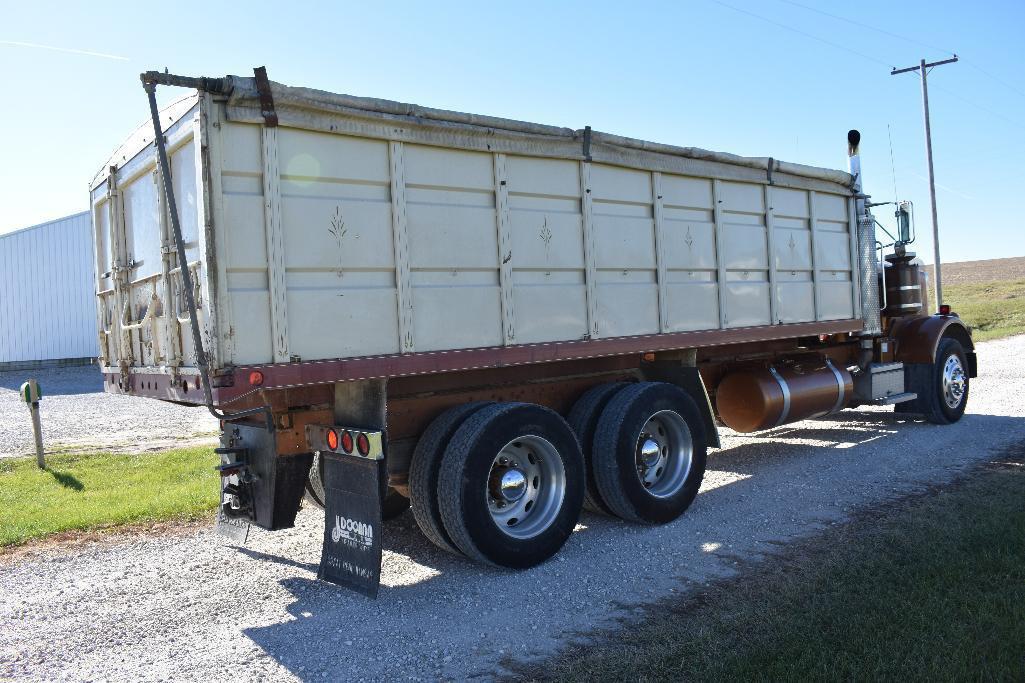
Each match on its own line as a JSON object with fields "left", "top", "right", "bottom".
{"left": 409, "top": 383, "right": 707, "bottom": 569}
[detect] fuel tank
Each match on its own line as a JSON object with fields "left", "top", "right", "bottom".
{"left": 716, "top": 361, "right": 853, "bottom": 433}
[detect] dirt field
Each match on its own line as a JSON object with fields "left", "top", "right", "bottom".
{"left": 923, "top": 256, "right": 1025, "bottom": 284}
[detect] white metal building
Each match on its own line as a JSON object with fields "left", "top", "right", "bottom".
{"left": 0, "top": 212, "right": 97, "bottom": 369}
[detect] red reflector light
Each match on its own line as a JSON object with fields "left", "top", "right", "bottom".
{"left": 356, "top": 432, "right": 370, "bottom": 456}
{"left": 939, "top": 304, "right": 951, "bottom": 315}
{"left": 248, "top": 370, "right": 264, "bottom": 386}
{"left": 326, "top": 429, "right": 339, "bottom": 451}
{"left": 341, "top": 430, "right": 354, "bottom": 454}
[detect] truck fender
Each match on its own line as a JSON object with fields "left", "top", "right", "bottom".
{"left": 892, "top": 315, "right": 977, "bottom": 378}
{"left": 640, "top": 362, "right": 721, "bottom": 448}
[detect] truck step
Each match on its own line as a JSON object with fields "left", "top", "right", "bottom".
{"left": 875, "top": 392, "right": 917, "bottom": 405}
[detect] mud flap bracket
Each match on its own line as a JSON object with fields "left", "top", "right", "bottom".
{"left": 216, "top": 422, "right": 313, "bottom": 536}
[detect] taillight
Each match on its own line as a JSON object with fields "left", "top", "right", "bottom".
{"left": 326, "top": 428, "right": 339, "bottom": 451}
{"left": 341, "top": 430, "right": 354, "bottom": 454}
{"left": 249, "top": 370, "right": 264, "bottom": 386}
{"left": 356, "top": 432, "right": 370, "bottom": 456}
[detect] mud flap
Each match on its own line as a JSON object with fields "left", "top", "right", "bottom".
{"left": 215, "top": 500, "right": 252, "bottom": 544}
{"left": 318, "top": 451, "right": 384, "bottom": 598}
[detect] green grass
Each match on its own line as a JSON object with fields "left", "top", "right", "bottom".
{"left": 945, "top": 278, "right": 1025, "bottom": 342}
{"left": 0, "top": 447, "right": 219, "bottom": 547}
{"left": 532, "top": 448, "right": 1025, "bottom": 681}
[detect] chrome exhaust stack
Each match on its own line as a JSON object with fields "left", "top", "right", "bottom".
{"left": 849, "top": 130, "right": 881, "bottom": 336}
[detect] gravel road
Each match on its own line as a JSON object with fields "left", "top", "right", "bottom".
{"left": 2, "top": 336, "right": 1023, "bottom": 681}
{"left": 0, "top": 365, "right": 217, "bottom": 458}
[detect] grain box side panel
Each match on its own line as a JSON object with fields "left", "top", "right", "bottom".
{"left": 505, "top": 156, "right": 588, "bottom": 344}
{"left": 277, "top": 128, "right": 400, "bottom": 359}
{"left": 589, "top": 164, "right": 659, "bottom": 337}
{"left": 660, "top": 174, "right": 719, "bottom": 331}
{"left": 219, "top": 121, "right": 274, "bottom": 364}
{"left": 813, "top": 192, "right": 856, "bottom": 320}
{"left": 719, "top": 180, "right": 771, "bottom": 327}
{"left": 770, "top": 186, "right": 815, "bottom": 323}
{"left": 404, "top": 144, "right": 502, "bottom": 352}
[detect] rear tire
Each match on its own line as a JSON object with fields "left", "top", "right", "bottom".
{"left": 437, "top": 403, "right": 585, "bottom": 568}
{"left": 408, "top": 402, "right": 493, "bottom": 555}
{"left": 305, "top": 454, "right": 409, "bottom": 521}
{"left": 382, "top": 488, "right": 411, "bottom": 520}
{"left": 592, "top": 382, "right": 707, "bottom": 524}
{"left": 567, "top": 382, "right": 628, "bottom": 515}
{"left": 902, "top": 338, "right": 969, "bottom": 424}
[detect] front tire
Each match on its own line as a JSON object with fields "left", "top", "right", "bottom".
{"left": 437, "top": 403, "right": 585, "bottom": 568}
{"left": 903, "top": 338, "right": 970, "bottom": 424}
{"left": 592, "top": 382, "right": 707, "bottom": 524}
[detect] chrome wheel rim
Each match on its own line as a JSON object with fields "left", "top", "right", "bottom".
{"left": 487, "top": 435, "right": 566, "bottom": 539}
{"left": 635, "top": 410, "right": 693, "bottom": 498}
{"left": 942, "top": 355, "right": 967, "bottom": 409}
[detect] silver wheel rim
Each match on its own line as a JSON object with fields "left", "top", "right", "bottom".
{"left": 487, "top": 435, "right": 566, "bottom": 540}
{"left": 635, "top": 410, "right": 693, "bottom": 498}
{"left": 942, "top": 355, "right": 967, "bottom": 409}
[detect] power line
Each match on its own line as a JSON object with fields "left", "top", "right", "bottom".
{"left": 774, "top": 0, "right": 1025, "bottom": 102}
{"left": 894, "top": 70, "right": 1025, "bottom": 132}
{"left": 964, "top": 62, "right": 1025, "bottom": 101}
{"left": 772, "top": 0, "right": 955, "bottom": 58}
{"left": 706, "top": 0, "right": 893, "bottom": 68}
{"left": 707, "top": 0, "right": 1025, "bottom": 132}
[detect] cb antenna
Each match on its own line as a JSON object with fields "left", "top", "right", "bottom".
{"left": 887, "top": 123, "right": 899, "bottom": 206}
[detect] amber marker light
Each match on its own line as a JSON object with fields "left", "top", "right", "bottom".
{"left": 326, "top": 429, "right": 339, "bottom": 451}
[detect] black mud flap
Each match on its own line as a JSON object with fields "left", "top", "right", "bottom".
{"left": 318, "top": 451, "right": 384, "bottom": 598}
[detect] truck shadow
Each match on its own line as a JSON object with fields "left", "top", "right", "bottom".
{"left": 241, "top": 409, "right": 1025, "bottom": 681}
{"left": 231, "top": 546, "right": 319, "bottom": 573}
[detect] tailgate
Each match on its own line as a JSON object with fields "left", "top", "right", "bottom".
{"left": 90, "top": 95, "right": 212, "bottom": 385}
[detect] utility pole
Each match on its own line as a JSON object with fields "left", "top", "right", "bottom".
{"left": 891, "top": 55, "right": 958, "bottom": 311}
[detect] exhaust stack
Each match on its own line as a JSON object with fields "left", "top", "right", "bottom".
{"left": 847, "top": 129, "right": 863, "bottom": 193}
{"left": 848, "top": 129, "right": 881, "bottom": 335}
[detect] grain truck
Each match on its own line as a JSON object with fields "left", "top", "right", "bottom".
{"left": 89, "top": 68, "right": 974, "bottom": 596}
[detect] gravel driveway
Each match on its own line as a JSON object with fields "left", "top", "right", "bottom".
{"left": 0, "top": 365, "right": 217, "bottom": 458}
{"left": 2, "top": 336, "right": 1023, "bottom": 681}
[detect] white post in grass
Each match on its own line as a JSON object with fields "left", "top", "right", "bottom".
{"left": 20, "top": 380, "right": 44, "bottom": 468}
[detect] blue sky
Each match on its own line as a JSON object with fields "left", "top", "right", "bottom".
{"left": 1, "top": 0, "right": 1022, "bottom": 264}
